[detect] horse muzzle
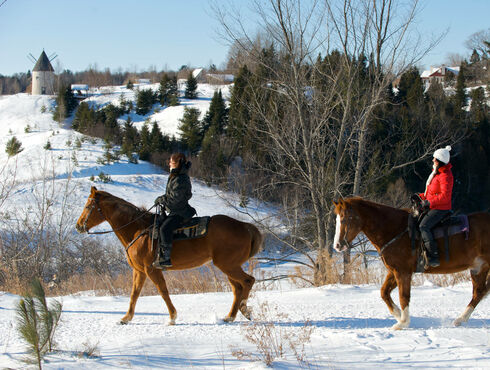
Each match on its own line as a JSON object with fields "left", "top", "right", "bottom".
{"left": 75, "top": 224, "right": 86, "bottom": 234}
{"left": 333, "top": 240, "right": 349, "bottom": 253}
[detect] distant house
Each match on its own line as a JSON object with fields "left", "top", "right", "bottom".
{"left": 71, "top": 84, "right": 89, "bottom": 99}
{"left": 137, "top": 78, "right": 151, "bottom": 85}
{"left": 206, "top": 73, "right": 234, "bottom": 84}
{"left": 420, "top": 65, "right": 459, "bottom": 89}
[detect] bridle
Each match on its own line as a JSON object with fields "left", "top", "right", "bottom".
{"left": 81, "top": 195, "right": 156, "bottom": 235}
{"left": 339, "top": 208, "right": 408, "bottom": 256}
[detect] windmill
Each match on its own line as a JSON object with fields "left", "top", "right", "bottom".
{"left": 29, "top": 50, "right": 56, "bottom": 95}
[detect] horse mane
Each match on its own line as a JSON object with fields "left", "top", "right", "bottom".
{"left": 97, "top": 190, "right": 154, "bottom": 222}
{"left": 345, "top": 197, "right": 409, "bottom": 219}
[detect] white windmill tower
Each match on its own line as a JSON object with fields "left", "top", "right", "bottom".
{"left": 29, "top": 50, "right": 56, "bottom": 95}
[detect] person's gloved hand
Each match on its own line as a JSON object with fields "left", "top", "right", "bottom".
{"left": 154, "top": 195, "right": 166, "bottom": 205}
{"left": 421, "top": 199, "right": 430, "bottom": 209}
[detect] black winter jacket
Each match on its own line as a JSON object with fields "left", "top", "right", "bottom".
{"left": 160, "top": 161, "right": 196, "bottom": 219}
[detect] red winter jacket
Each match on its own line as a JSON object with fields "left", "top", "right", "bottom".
{"left": 419, "top": 163, "right": 453, "bottom": 210}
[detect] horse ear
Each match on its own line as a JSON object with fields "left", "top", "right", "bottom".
{"left": 332, "top": 199, "right": 338, "bottom": 206}
{"left": 91, "top": 186, "right": 98, "bottom": 193}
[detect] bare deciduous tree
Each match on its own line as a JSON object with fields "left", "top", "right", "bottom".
{"left": 214, "top": 0, "right": 460, "bottom": 284}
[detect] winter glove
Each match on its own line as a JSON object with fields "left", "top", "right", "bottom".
{"left": 154, "top": 195, "right": 167, "bottom": 206}
{"left": 421, "top": 199, "right": 430, "bottom": 209}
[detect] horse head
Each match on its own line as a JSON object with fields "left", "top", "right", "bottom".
{"left": 332, "top": 198, "right": 363, "bottom": 252}
{"left": 76, "top": 186, "right": 106, "bottom": 233}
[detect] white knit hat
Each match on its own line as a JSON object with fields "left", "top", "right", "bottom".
{"left": 433, "top": 145, "right": 451, "bottom": 164}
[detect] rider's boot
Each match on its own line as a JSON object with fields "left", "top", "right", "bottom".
{"left": 424, "top": 239, "right": 440, "bottom": 267}
{"left": 152, "top": 243, "right": 172, "bottom": 269}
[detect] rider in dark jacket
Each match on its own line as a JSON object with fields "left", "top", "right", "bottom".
{"left": 153, "top": 153, "right": 196, "bottom": 268}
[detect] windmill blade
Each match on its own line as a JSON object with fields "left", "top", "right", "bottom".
{"left": 27, "top": 53, "right": 36, "bottom": 63}
{"left": 49, "top": 53, "right": 58, "bottom": 61}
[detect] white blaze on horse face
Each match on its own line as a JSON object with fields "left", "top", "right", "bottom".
{"left": 333, "top": 214, "right": 342, "bottom": 251}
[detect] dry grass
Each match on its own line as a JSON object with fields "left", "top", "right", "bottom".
{"left": 230, "top": 300, "right": 315, "bottom": 367}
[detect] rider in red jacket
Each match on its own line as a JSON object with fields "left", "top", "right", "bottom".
{"left": 418, "top": 145, "right": 454, "bottom": 267}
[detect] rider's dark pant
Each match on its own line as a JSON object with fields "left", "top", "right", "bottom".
{"left": 419, "top": 209, "right": 450, "bottom": 248}
{"left": 159, "top": 214, "right": 184, "bottom": 247}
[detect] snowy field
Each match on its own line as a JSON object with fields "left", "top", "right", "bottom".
{"left": 1, "top": 282, "right": 489, "bottom": 369}
{"left": 0, "top": 88, "right": 489, "bottom": 368}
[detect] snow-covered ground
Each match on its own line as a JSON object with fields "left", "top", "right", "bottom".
{"left": 0, "top": 88, "right": 489, "bottom": 368}
{"left": 1, "top": 282, "right": 489, "bottom": 369}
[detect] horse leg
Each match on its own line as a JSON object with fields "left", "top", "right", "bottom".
{"left": 380, "top": 271, "right": 401, "bottom": 321}
{"left": 392, "top": 271, "right": 412, "bottom": 330}
{"left": 219, "top": 267, "right": 255, "bottom": 322}
{"left": 227, "top": 277, "right": 247, "bottom": 320}
{"left": 120, "top": 269, "right": 146, "bottom": 324}
{"left": 145, "top": 268, "right": 177, "bottom": 325}
{"left": 454, "top": 262, "right": 489, "bottom": 326}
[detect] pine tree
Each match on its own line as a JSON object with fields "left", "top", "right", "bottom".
{"left": 16, "top": 278, "right": 62, "bottom": 369}
{"left": 159, "top": 73, "right": 179, "bottom": 106}
{"left": 53, "top": 85, "right": 77, "bottom": 123}
{"left": 150, "top": 121, "right": 166, "bottom": 153}
{"left": 227, "top": 65, "right": 252, "bottom": 150}
{"left": 178, "top": 107, "right": 202, "bottom": 154}
{"left": 138, "top": 123, "right": 152, "bottom": 161}
{"left": 5, "top": 136, "right": 23, "bottom": 157}
{"left": 184, "top": 72, "right": 198, "bottom": 99}
{"left": 121, "top": 117, "right": 139, "bottom": 162}
{"left": 202, "top": 90, "right": 228, "bottom": 134}
{"left": 453, "top": 63, "right": 468, "bottom": 114}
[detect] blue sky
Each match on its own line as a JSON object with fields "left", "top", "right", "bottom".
{"left": 0, "top": 0, "right": 488, "bottom": 76}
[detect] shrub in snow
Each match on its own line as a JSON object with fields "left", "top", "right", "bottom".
{"left": 5, "top": 136, "right": 23, "bottom": 157}
{"left": 16, "top": 278, "right": 62, "bottom": 369}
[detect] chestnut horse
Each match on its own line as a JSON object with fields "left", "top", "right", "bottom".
{"left": 333, "top": 197, "right": 490, "bottom": 330}
{"left": 76, "top": 186, "right": 262, "bottom": 325}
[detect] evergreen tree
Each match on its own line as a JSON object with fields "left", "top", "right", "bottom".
{"left": 16, "top": 278, "right": 62, "bottom": 369}
{"left": 138, "top": 123, "right": 152, "bottom": 161}
{"left": 159, "top": 73, "right": 180, "bottom": 106}
{"left": 227, "top": 65, "right": 252, "bottom": 150}
{"left": 150, "top": 121, "right": 166, "bottom": 153}
{"left": 184, "top": 72, "right": 198, "bottom": 99}
{"left": 202, "top": 90, "right": 228, "bottom": 134}
{"left": 453, "top": 63, "right": 468, "bottom": 114}
{"left": 178, "top": 107, "right": 202, "bottom": 154}
{"left": 5, "top": 136, "right": 23, "bottom": 157}
{"left": 53, "top": 85, "right": 77, "bottom": 123}
{"left": 121, "top": 117, "right": 139, "bottom": 161}
{"left": 136, "top": 88, "right": 157, "bottom": 115}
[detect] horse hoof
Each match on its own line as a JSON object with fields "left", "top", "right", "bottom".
{"left": 167, "top": 319, "right": 176, "bottom": 326}
{"left": 391, "top": 322, "right": 406, "bottom": 330}
{"left": 119, "top": 320, "right": 129, "bottom": 325}
{"left": 223, "top": 316, "right": 235, "bottom": 323}
{"left": 453, "top": 318, "right": 463, "bottom": 327}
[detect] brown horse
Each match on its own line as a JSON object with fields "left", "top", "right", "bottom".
{"left": 76, "top": 186, "right": 262, "bottom": 325}
{"left": 333, "top": 197, "right": 490, "bottom": 330}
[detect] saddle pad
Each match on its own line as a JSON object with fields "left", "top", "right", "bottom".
{"left": 173, "top": 216, "right": 211, "bottom": 241}
{"left": 433, "top": 214, "right": 469, "bottom": 240}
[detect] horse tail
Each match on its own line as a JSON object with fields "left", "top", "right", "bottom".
{"left": 247, "top": 223, "right": 263, "bottom": 259}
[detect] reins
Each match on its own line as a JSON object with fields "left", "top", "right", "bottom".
{"left": 379, "top": 227, "right": 409, "bottom": 255}
{"left": 84, "top": 197, "right": 157, "bottom": 235}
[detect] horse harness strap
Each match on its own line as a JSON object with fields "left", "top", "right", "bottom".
{"left": 379, "top": 227, "right": 409, "bottom": 255}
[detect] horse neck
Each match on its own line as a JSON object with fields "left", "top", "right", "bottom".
{"left": 355, "top": 200, "right": 407, "bottom": 249}
{"left": 99, "top": 194, "right": 148, "bottom": 245}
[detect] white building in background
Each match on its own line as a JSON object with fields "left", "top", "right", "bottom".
{"left": 31, "top": 51, "right": 55, "bottom": 95}
{"left": 420, "top": 65, "right": 460, "bottom": 90}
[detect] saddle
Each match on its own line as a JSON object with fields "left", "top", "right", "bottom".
{"left": 152, "top": 215, "right": 211, "bottom": 242}
{"left": 409, "top": 194, "right": 470, "bottom": 272}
